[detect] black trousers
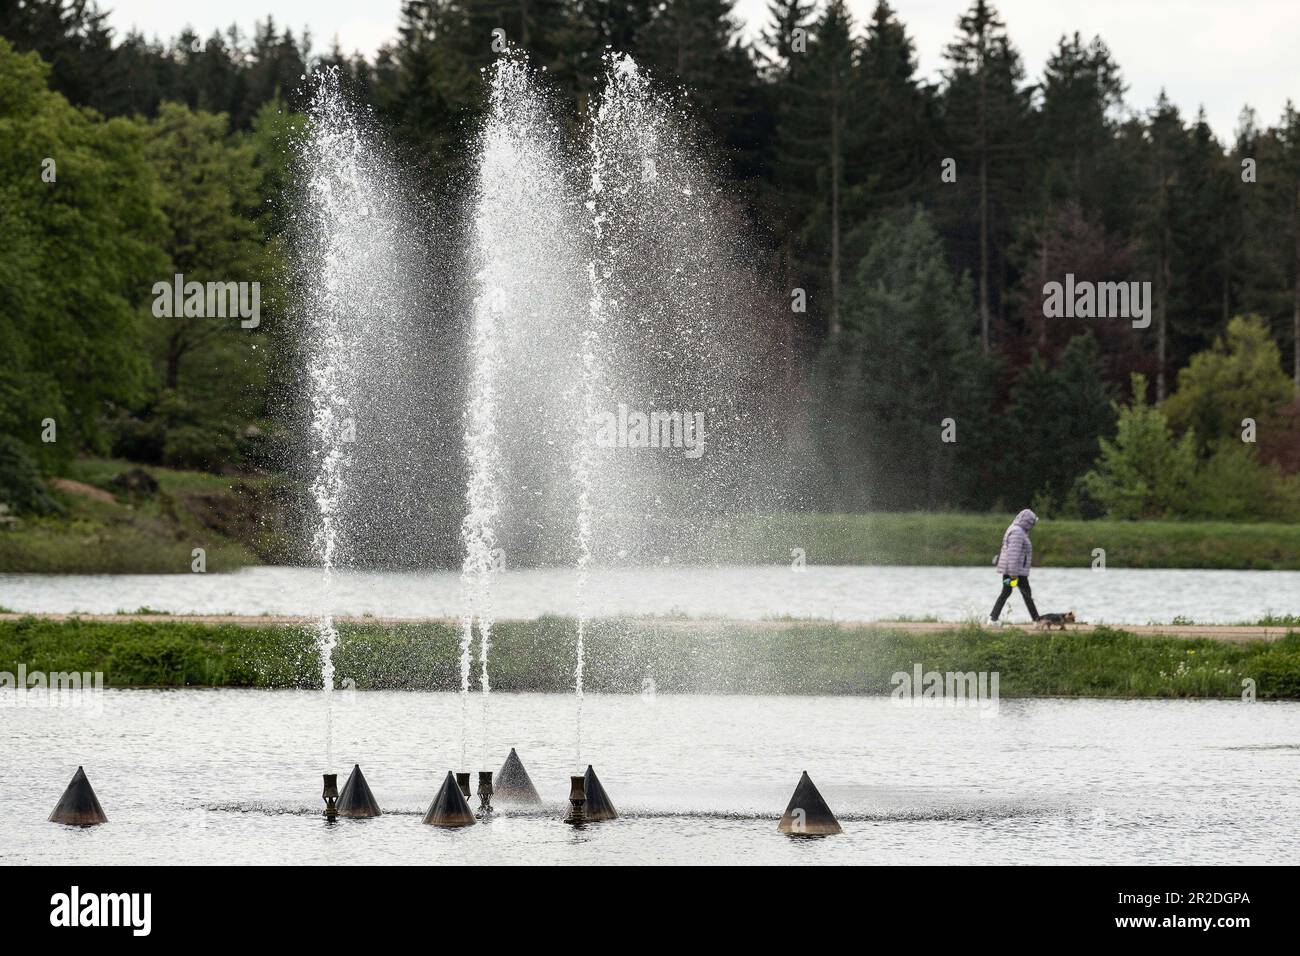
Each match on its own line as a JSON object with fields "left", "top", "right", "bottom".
{"left": 991, "top": 575, "right": 1038, "bottom": 621}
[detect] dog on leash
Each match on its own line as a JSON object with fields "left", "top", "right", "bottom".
{"left": 1035, "top": 612, "right": 1076, "bottom": 630}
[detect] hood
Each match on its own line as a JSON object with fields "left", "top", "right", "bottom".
{"left": 1013, "top": 508, "right": 1038, "bottom": 531}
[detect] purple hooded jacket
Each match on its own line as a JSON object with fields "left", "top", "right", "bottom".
{"left": 994, "top": 509, "right": 1037, "bottom": 577}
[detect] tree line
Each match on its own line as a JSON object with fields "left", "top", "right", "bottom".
{"left": 2, "top": 0, "right": 1299, "bottom": 524}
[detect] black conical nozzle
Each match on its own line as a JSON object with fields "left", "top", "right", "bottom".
{"left": 494, "top": 748, "right": 542, "bottom": 804}
{"left": 337, "top": 763, "right": 382, "bottom": 818}
{"left": 777, "top": 770, "right": 842, "bottom": 835}
{"left": 422, "top": 771, "right": 476, "bottom": 827}
{"left": 48, "top": 766, "right": 107, "bottom": 826}
{"left": 583, "top": 765, "right": 618, "bottom": 822}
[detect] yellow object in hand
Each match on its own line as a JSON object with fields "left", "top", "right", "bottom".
{"left": 1009, "top": 578, "right": 1019, "bottom": 587}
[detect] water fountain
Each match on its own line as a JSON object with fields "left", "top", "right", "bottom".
{"left": 475, "top": 771, "right": 494, "bottom": 818}
{"left": 463, "top": 52, "right": 590, "bottom": 772}
{"left": 296, "top": 69, "right": 426, "bottom": 769}
{"left": 290, "top": 50, "right": 801, "bottom": 834}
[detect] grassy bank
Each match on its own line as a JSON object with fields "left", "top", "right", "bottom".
{"left": 2, "top": 616, "right": 1297, "bottom": 698}
{"left": 7, "top": 461, "right": 1300, "bottom": 572}
{"left": 0, "top": 458, "right": 291, "bottom": 573}
{"left": 705, "top": 512, "right": 1300, "bottom": 570}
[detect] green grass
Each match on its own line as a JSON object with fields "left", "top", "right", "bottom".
{"left": 0, "top": 457, "right": 282, "bottom": 573}
{"left": 701, "top": 512, "right": 1300, "bottom": 570}
{"left": 2, "top": 616, "right": 1297, "bottom": 698}
{"left": 7, "top": 463, "right": 1300, "bottom": 573}
{"left": 64, "top": 457, "right": 245, "bottom": 496}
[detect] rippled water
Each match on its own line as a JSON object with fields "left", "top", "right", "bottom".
{"left": 2, "top": 564, "right": 1297, "bottom": 624}
{"left": 2, "top": 690, "right": 1296, "bottom": 864}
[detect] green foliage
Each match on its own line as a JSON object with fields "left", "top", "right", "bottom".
{"left": 0, "top": 616, "right": 316, "bottom": 686}
{"left": 1083, "top": 374, "right": 1197, "bottom": 518}
{"left": 1183, "top": 440, "right": 1300, "bottom": 521}
{"left": 0, "top": 37, "right": 165, "bottom": 463}
{"left": 1164, "top": 315, "right": 1293, "bottom": 451}
{"left": 3, "top": 1, "right": 1300, "bottom": 531}
{"left": 143, "top": 102, "right": 267, "bottom": 411}
{"left": 1083, "top": 369, "right": 1300, "bottom": 521}
{"left": 0, "top": 436, "right": 62, "bottom": 515}
{"left": 705, "top": 511, "right": 1300, "bottom": 570}
{"left": 819, "top": 208, "right": 995, "bottom": 509}
{"left": 1001, "top": 335, "right": 1116, "bottom": 509}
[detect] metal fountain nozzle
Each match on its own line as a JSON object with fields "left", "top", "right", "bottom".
{"left": 476, "top": 771, "right": 495, "bottom": 818}
{"left": 322, "top": 773, "right": 339, "bottom": 821}
{"left": 456, "top": 772, "right": 472, "bottom": 801}
{"left": 564, "top": 774, "right": 587, "bottom": 826}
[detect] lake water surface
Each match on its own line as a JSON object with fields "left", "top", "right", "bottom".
{"left": 2, "top": 565, "right": 1297, "bottom": 624}
{"left": 3, "top": 690, "right": 1296, "bottom": 865}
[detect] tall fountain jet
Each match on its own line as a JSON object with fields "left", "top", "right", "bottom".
{"left": 463, "top": 48, "right": 794, "bottom": 769}
{"left": 463, "top": 52, "right": 587, "bottom": 767}
{"left": 573, "top": 53, "right": 663, "bottom": 765}
{"left": 297, "top": 69, "right": 416, "bottom": 765}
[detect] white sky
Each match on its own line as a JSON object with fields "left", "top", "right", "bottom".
{"left": 103, "top": 0, "right": 1299, "bottom": 141}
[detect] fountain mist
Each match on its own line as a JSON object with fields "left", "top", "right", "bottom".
{"left": 461, "top": 50, "right": 798, "bottom": 765}
{"left": 296, "top": 70, "right": 424, "bottom": 764}
{"left": 464, "top": 54, "right": 587, "bottom": 766}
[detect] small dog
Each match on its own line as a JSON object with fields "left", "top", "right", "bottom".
{"left": 1035, "top": 612, "right": 1076, "bottom": 630}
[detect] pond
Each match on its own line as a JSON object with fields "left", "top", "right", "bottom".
{"left": 2, "top": 564, "right": 1297, "bottom": 624}
{"left": 3, "top": 689, "right": 1296, "bottom": 864}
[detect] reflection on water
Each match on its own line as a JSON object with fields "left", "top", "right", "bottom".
{"left": 3, "top": 690, "right": 1296, "bottom": 864}
{"left": 2, "top": 564, "right": 1299, "bottom": 624}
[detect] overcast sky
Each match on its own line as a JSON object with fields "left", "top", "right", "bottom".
{"left": 103, "top": 0, "right": 1298, "bottom": 141}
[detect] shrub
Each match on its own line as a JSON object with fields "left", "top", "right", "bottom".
{"left": 0, "top": 436, "right": 62, "bottom": 516}
{"left": 162, "top": 425, "right": 238, "bottom": 472}
{"left": 1083, "top": 374, "right": 1196, "bottom": 518}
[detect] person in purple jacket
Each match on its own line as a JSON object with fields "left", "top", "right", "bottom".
{"left": 988, "top": 508, "right": 1040, "bottom": 625}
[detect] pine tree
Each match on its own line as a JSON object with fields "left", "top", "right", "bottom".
{"left": 940, "top": 0, "right": 1031, "bottom": 353}
{"left": 754, "top": 0, "right": 815, "bottom": 288}
{"left": 1172, "top": 110, "right": 1237, "bottom": 361}
{"left": 776, "top": 0, "right": 859, "bottom": 336}
{"left": 637, "top": 0, "right": 765, "bottom": 183}
{"left": 1000, "top": 335, "right": 1116, "bottom": 509}
{"left": 0, "top": 0, "right": 117, "bottom": 112}
{"left": 1258, "top": 102, "right": 1300, "bottom": 390}
{"left": 1140, "top": 92, "right": 1188, "bottom": 401}
{"left": 818, "top": 208, "right": 995, "bottom": 508}
{"left": 759, "top": 0, "right": 815, "bottom": 81}
{"left": 1036, "top": 33, "right": 1125, "bottom": 208}
{"left": 852, "top": 2, "right": 934, "bottom": 243}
